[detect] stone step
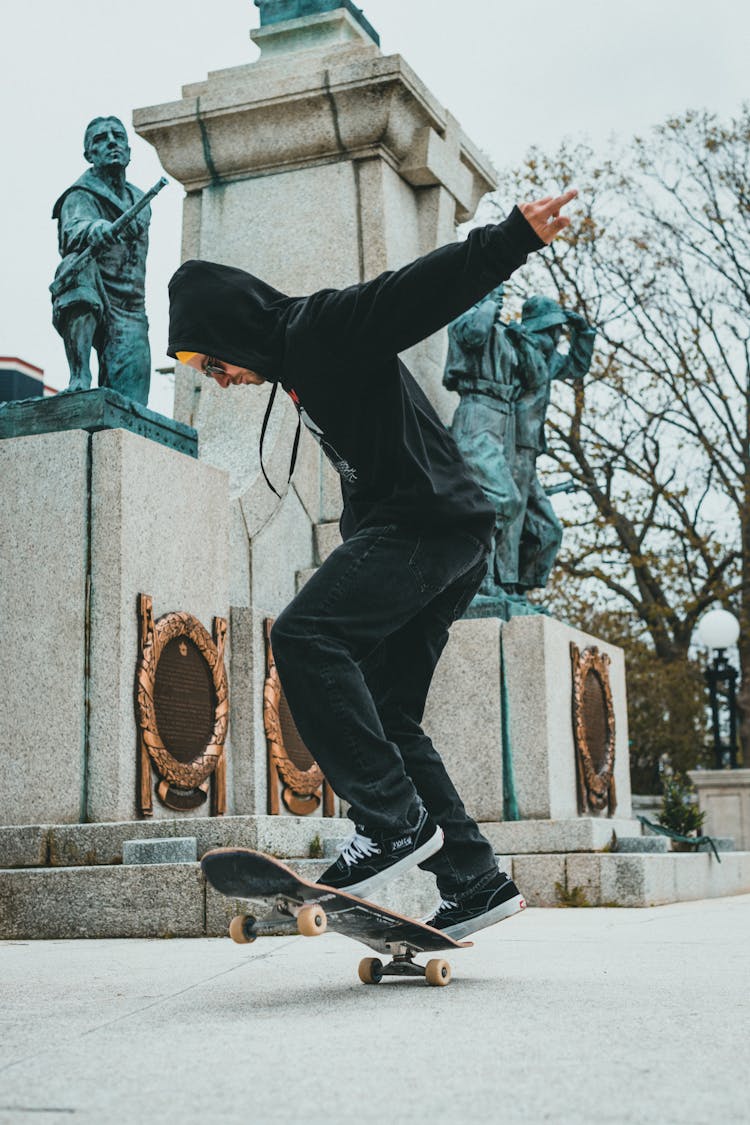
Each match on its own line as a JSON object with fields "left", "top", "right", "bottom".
{"left": 697, "top": 837, "right": 734, "bottom": 852}
{"left": 483, "top": 817, "right": 643, "bottom": 855}
{"left": 123, "top": 837, "right": 198, "bottom": 865}
{"left": 0, "top": 857, "right": 442, "bottom": 941}
{"left": 0, "top": 862, "right": 206, "bottom": 940}
{"left": 313, "top": 520, "right": 342, "bottom": 564}
{"left": 4, "top": 850, "right": 750, "bottom": 939}
{"left": 324, "top": 827, "right": 736, "bottom": 859}
{"left": 615, "top": 836, "right": 735, "bottom": 854}
{"left": 516, "top": 850, "right": 750, "bottom": 907}
{"left": 615, "top": 836, "right": 670, "bottom": 854}
{"left": 0, "top": 814, "right": 350, "bottom": 869}
{"left": 296, "top": 567, "right": 317, "bottom": 591}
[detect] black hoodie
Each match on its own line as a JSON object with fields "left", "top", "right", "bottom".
{"left": 168, "top": 206, "right": 545, "bottom": 546}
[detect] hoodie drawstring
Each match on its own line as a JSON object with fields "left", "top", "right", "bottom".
{"left": 258, "top": 381, "right": 302, "bottom": 497}
{"left": 287, "top": 409, "right": 302, "bottom": 481}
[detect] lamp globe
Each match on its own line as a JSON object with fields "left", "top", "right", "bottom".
{"left": 697, "top": 608, "right": 740, "bottom": 650}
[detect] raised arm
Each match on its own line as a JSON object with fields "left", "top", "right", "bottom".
{"left": 551, "top": 313, "right": 596, "bottom": 382}
{"left": 296, "top": 192, "right": 577, "bottom": 363}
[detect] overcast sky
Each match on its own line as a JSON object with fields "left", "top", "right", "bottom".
{"left": 1, "top": 0, "right": 747, "bottom": 415}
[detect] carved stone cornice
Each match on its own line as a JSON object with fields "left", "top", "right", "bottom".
{"left": 133, "top": 50, "right": 496, "bottom": 220}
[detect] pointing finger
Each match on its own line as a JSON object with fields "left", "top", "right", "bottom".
{"left": 544, "top": 189, "right": 578, "bottom": 214}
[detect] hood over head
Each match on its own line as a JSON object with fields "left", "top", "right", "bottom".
{"left": 167, "top": 259, "right": 292, "bottom": 383}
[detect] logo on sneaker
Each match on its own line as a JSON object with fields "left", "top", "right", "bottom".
{"left": 391, "top": 836, "right": 413, "bottom": 851}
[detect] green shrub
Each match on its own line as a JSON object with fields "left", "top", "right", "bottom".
{"left": 659, "top": 778, "right": 706, "bottom": 837}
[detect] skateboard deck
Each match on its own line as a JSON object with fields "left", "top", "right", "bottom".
{"left": 201, "top": 847, "right": 472, "bottom": 986}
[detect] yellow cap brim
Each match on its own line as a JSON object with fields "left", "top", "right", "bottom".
{"left": 176, "top": 351, "right": 198, "bottom": 364}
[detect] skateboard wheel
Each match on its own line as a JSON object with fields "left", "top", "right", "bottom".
{"left": 229, "top": 914, "right": 257, "bottom": 944}
{"left": 425, "top": 959, "right": 451, "bottom": 987}
{"left": 297, "top": 904, "right": 327, "bottom": 937}
{"left": 358, "top": 957, "right": 384, "bottom": 985}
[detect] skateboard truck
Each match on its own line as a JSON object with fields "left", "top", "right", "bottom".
{"left": 229, "top": 900, "right": 327, "bottom": 942}
{"left": 359, "top": 943, "right": 452, "bottom": 987}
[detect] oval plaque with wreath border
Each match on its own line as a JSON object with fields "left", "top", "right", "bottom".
{"left": 570, "top": 642, "right": 617, "bottom": 816}
{"left": 135, "top": 593, "right": 228, "bottom": 816}
{"left": 264, "top": 618, "right": 335, "bottom": 817}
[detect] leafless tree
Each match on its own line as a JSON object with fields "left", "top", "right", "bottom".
{"left": 490, "top": 107, "right": 748, "bottom": 766}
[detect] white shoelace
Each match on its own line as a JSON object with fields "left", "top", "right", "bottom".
{"left": 340, "top": 831, "right": 381, "bottom": 867}
{"left": 420, "top": 897, "right": 459, "bottom": 926}
{"left": 435, "top": 897, "right": 458, "bottom": 915}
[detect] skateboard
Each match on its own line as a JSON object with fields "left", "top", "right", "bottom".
{"left": 201, "top": 847, "right": 472, "bottom": 987}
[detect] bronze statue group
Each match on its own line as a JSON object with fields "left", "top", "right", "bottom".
{"left": 445, "top": 286, "right": 595, "bottom": 614}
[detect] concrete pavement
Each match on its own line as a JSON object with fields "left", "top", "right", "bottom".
{"left": 1, "top": 895, "right": 748, "bottom": 1125}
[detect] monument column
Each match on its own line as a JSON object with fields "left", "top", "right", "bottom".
{"left": 133, "top": 0, "right": 496, "bottom": 511}
{"left": 133, "top": 1, "right": 497, "bottom": 816}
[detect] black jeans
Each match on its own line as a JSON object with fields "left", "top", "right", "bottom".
{"left": 271, "top": 524, "right": 498, "bottom": 897}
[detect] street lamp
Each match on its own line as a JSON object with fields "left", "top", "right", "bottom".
{"left": 696, "top": 608, "right": 740, "bottom": 769}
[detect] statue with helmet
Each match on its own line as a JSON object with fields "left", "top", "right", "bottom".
{"left": 444, "top": 293, "right": 595, "bottom": 615}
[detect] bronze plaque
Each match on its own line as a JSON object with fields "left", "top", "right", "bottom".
{"left": 570, "top": 643, "right": 617, "bottom": 816}
{"left": 279, "top": 691, "right": 316, "bottom": 772}
{"left": 582, "top": 668, "right": 608, "bottom": 773}
{"left": 264, "top": 618, "right": 335, "bottom": 817}
{"left": 135, "top": 595, "right": 228, "bottom": 817}
{"left": 154, "top": 637, "right": 216, "bottom": 763}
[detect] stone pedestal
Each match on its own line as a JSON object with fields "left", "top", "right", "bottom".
{"left": 421, "top": 612, "right": 633, "bottom": 833}
{"left": 0, "top": 428, "right": 230, "bottom": 826}
{"left": 422, "top": 619, "right": 503, "bottom": 822}
{"left": 689, "top": 769, "right": 750, "bottom": 850}
{"left": 0, "top": 431, "right": 90, "bottom": 825}
{"left": 501, "top": 614, "right": 632, "bottom": 821}
{"left": 88, "top": 429, "right": 230, "bottom": 821}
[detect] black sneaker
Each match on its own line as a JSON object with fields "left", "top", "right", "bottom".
{"left": 317, "top": 807, "right": 444, "bottom": 899}
{"left": 424, "top": 869, "right": 526, "bottom": 940}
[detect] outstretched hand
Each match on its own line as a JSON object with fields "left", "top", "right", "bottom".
{"left": 87, "top": 220, "right": 117, "bottom": 251}
{"left": 519, "top": 190, "right": 578, "bottom": 244}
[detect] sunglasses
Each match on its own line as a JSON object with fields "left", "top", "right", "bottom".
{"left": 202, "top": 357, "right": 227, "bottom": 377}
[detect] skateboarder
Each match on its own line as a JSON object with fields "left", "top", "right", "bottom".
{"left": 168, "top": 191, "right": 577, "bottom": 936}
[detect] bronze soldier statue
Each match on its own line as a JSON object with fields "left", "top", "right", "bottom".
{"left": 507, "top": 297, "right": 595, "bottom": 595}
{"left": 51, "top": 116, "right": 155, "bottom": 404}
{"left": 445, "top": 293, "right": 595, "bottom": 612}
{"left": 444, "top": 286, "right": 522, "bottom": 597}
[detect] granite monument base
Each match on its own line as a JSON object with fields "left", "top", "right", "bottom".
{"left": 501, "top": 613, "right": 632, "bottom": 821}
{"left": 0, "top": 427, "right": 229, "bottom": 827}
{"left": 420, "top": 612, "right": 631, "bottom": 830}
{"left": 0, "top": 430, "right": 89, "bottom": 825}
{"left": 2, "top": 809, "right": 749, "bottom": 938}
{"left": 422, "top": 617, "right": 504, "bottom": 822}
